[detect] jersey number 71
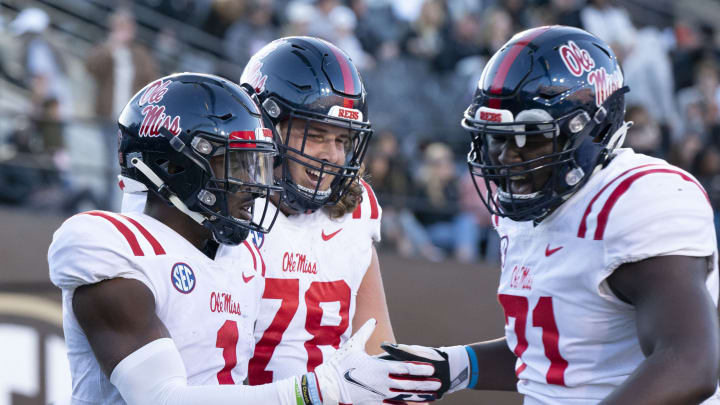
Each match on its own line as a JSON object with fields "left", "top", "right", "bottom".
{"left": 498, "top": 294, "right": 569, "bottom": 385}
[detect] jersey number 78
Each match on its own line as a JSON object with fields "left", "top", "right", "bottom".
{"left": 248, "top": 278, "right": 351, "bottom": 385}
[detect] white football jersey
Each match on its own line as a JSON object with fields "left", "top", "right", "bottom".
{"left": 48, "top": 211, "right": 264, "bottom": 404}
{"left": 225, "top": 180, "right": 382, "bottom": 384}
{"left": 493, "top": 149, "right": 719, "bottom": 405}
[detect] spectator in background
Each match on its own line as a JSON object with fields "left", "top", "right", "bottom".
{"left": 329, "top": 6, "right": 374, "bottom": 70}
{"left": 550, "top": 0, "right": 583, "bottom": 28}
{"left": 283, "top": 1, "right": 315, "bottom": 37}
{"left": 459, "top": 171, "right": 499, "bottom": 263}
{"left": 581, "top": 0, "right": 681, "bottom": 140}
{"left": 677, "top": 59, "right": 720, "bottom": 144}
{"left": 10, "top": 8, "right": 71, "bottom": 118}
{"left": 668, "top": 131, "right": 704, "bottom": 172}
{"left": 478, "top": 7, "right": 513, "bottom": 55}
{"left": 579, "top": 0, "right": 635, "bottom": 45}
{"left": 223, "top": 0, "right": 278, "bottom": 67}
{"left": 672, "top": 20, "right": 708, "bottom": 92}
{"left": 501, "top": 0, "right": 531, "bottom": 33}
{"left": 86, "top": 8, "right": 157, "bottom": 122}
{"left": 86, "top": 8, "right": 157, "bottom": 209}
{"left": 621, "top": 30, "right": 680, "bottom": 140}
{"left": 349, "top": 0, "right": 402, "bottom": 62}
{"left": 308, "top": 0, "right": 343, "bottom": 40}
{"left": 366, "top": 131, "right": 415, "bottom": 256}
{"left": 625, "top": 105, "right": 664, "bottom": 157}
{"left": 201, "top": 0, "right": 246, "bottom": 38}
{"left": 401, "top": 0, "right": 451, "bottom": 65}
{"left": 153, "top": 27, "right": 180, "bottom": 74}
{"left": 692, "top": 145, "right": 720, "bottom": 250}
{"left": 409, "top": 142, "right": 479, "bottom": 263}
{"left": 0, "top": 97, "right": 100, "bottom": 213}
{"left": 433, "top": 11, "right": 483, "bottom": 72}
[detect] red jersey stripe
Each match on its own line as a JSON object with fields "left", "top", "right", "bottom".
{"left": 488, "top": 27, "right": 550, "bottom": 108}
{"left": 360, "top": 179, "right": 379, "bottom": 220}
{"left": 594, "top": 168, "right": 709, "bottom": 240}
{"left": 84, "top": 211, "right": 144, "bottom": 256}
{"left": 352, "top": 197, "right": 362, "bottom": 219}
{"left": 516, "top": 363, "right": 527, "bottom": 377}
{"left": 119, "top": 214, "right": 166, "bottom": 255}
{"left": 577, "top": 164, "right": 662, "bottom": 238}
{"left": 256, "top": 243, "right": 266, "bottom": 277}
{"left": 243, "top": 240, "right": 258, "bottom": 271}
{"left": 118, "top": 179, "right": 125, "bottom": 190}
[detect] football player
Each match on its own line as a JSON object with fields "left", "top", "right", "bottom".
{"left": 235, "top": 37, "right": 398, "bottom": 386}
{"left": 48, "top": 73, "right": 439, "bottom": 405}
{"left": 382, "top": 26, "right": 720, "bottom": 405}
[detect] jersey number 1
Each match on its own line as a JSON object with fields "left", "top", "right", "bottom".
{"left": 498, "top": 294, "right": 568, "bottom": 385}
{"left": 248, "top": 278, "right": 351, "bottom": 385}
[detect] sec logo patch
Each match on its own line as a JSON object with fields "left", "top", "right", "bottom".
{"left": 171, "top": 263, "right": 196, "bottom": 293}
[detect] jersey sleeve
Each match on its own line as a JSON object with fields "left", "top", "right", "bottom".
{"left": 352, "top": 179, "right": 382, "bottom": 243}
{"left": 48, "top": 212, "right": 154, "bottom": 295}
{"left": 596, "top": 168, "right": 716, "bottom": 298}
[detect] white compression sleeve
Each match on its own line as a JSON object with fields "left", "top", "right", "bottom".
{"left": 109, "top": 338, "right": 302, "bottom": 405}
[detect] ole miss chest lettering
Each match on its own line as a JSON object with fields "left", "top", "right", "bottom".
{"left": 509, "top": 265, "right": 533, "bottom": 290}
{"left": 209, "top": 291, "right": 242, "bottom": 316}
{"left": 282, "top": 251, "right": 318, "bottom": 274}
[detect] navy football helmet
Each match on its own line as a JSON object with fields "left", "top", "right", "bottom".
{"left": 240, "top": 36, "right": 373, "bottom": 213}
{"left": 118, "top": 73, "right": 282, "bottom": 245}
{"left": 462, "top": 25, "right": 631, "bottom": 222}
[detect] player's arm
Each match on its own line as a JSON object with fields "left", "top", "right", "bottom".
{"left": 466, "top": 338, "right": 518, "bottom": 391}
{"left": 74, "top": 277, "right": 439, "bottom": 405}
{"left": 353, "top": 245, "right": 397, "bottom": 354}
{"left": 599, "top": 255, "right": 719, "bottom": 405}
{"left": 72, "top": 277, "right": 170, "bottom": 375}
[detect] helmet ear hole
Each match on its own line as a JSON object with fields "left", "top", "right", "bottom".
{"left": 154, "top": 158, "right": 186, "bottom": 175}
{"left": 592, "top": 124, "right": 611, "bottom": 143}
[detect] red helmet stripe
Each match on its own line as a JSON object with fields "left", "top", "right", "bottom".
{"left": 328, "top": 46, "right": 355, "bottom": 108}
{"left": 229, "top": 130, "right": 257, "bottom": 148}
{"left": 488, "top": 27, "right": 551, "bottom": 108}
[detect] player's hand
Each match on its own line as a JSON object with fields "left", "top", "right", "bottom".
{"left": 313, "top": 319, "right": 441, "bottom": 404}
{"left": 380, "top": 343, "right": 474, "bottom": 399}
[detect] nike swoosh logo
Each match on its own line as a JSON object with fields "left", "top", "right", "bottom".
{"left": 321, "top": 228, "right": 343, "bottom": 241}
{"left": 344, "top": 369, "right": 385, "bottom": 396}
{"left": 242, "top": 273, "right": 255, "bottom": 283}
{"left": 545, "top": 244, "right": 563, "bottom": 257}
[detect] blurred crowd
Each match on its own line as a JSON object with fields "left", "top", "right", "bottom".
{"left": 1, "top": 0, "right": 719, "bottom": 263}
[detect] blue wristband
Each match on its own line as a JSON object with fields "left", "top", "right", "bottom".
{"left": 305, "top": 372, "right": 322, "bottom": 405}
{"left": 465, "top": 346, "right": 479, "bottom": 389}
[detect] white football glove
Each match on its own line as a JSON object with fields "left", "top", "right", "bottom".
{"left": 309, "top": 319, "right": 441, "bottom": 404}
{"left": 380, "top": 343, "right": 476, "bottom": 399}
